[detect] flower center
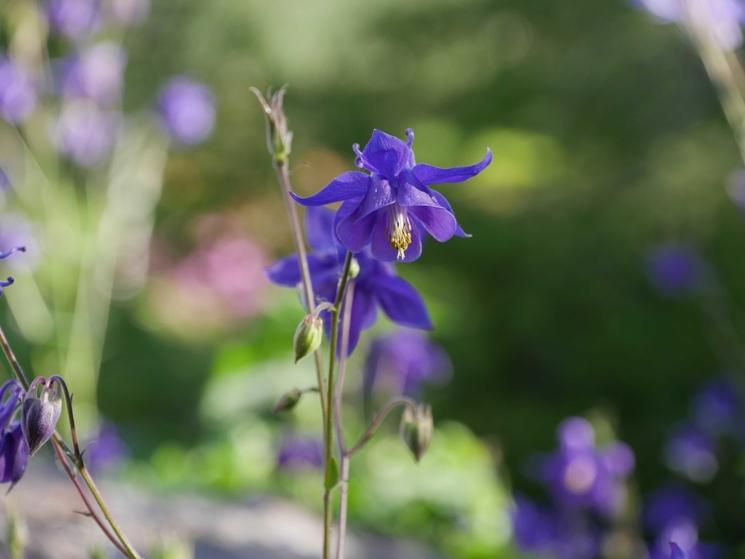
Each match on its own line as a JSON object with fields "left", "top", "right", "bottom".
{"left": 388, "top": 205, "right": 412, "bottom": 261}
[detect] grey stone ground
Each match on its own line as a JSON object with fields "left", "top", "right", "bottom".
{"left": 0, "top": 464, "right": 442, "bottom": 559}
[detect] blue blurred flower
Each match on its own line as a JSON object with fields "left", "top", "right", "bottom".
{"left": 157, "top": 77, "right": 215, "bottom": 145}
{"left": 276, "top": 436, "right": 323, "bottom": 471}
{"left": 664, "top": 425, "right": 718, "bottom": 483}
{"left": 691, "top": 378, "right": 741, "bottom": 437}
{"left": 85, "top": 423, "right": 128, "bottom": 473}
{"left": 670, "top": 543, "right": 689, "bottom": 559}
{"left": 267, "top": 207, "right": 432, "bottom": 354}
{"left": 634, "top": 0, "right": 745, "bottom": 50}
{"left": 61, "top": 42, "right": 127, "bottom": 106}
{"left": 542, "top": 417, "right": 634, "bottom": 517}
{"left": 0, "top": 58, "right": 37, "bottom": 124}
{"left": 0, "top": 380, "right": 28, "bottom": 488}
{"left": 54, "top": 100, "right": 119, "bottom": 167}
{"left": 646, "top": 243, "right": 706, "bottom": 297}
{"left": 363, "top": 330, "right": 451, "bottom": 399}
{"left": 644, "top": 485, "right": 706, "bottom": 534}
{"left": 46, "top": 0, "right": 100, "bottom": 40}
{"left": 290, "top": 129, "right": 491, "bottom": 262}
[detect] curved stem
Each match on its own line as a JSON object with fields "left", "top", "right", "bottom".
{"left": 322, "top": 251, "right": 354, "bottom": 559}
{"left": 346, "top": 397, "right": 417, "bottom": 458}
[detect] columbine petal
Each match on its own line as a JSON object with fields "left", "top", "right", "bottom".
{"left": 0, "top": 380, "right": 22, "bottom": 433}
{"left": 0, "top": 246, "right": 25, "bottom": 259}
{"left": 0, "top": 423, "right": 28, "bottom": 487}
{"left": 397, "top": 182, "right": 441, "bottom": 208}
{"left": 357, "top": 129, "right": 413, "bottom": 178}
{"left": 265, "top": 254, "right": 328, "bottom": 287}
{"left": 345, "top": 288, "right": 378, "bottom": 354}
{"left": 370, "top": 215, "right": 423, "bottom": 262}
{"left": 373, "top": 273, "right": 432, "bottom": 329}
{"left": 355, "top": 176, "right": 396, "bottom": 218}
{"left": 336, "top": 210, "right": 376, "bottom": 253}
{"left": 290, "top": 171, "right": 370, "bottom": 206}
{"left": 412, "top": 149, "right": 492, "bottom": 185}
{"left": 427, "top": 187, "right": 470, "bottom": 237}
{"left": 306, "top": 207, "right": 337, "bottom": 253}
{"left": 410, "top": 206, "right": 458, "bottom": 242}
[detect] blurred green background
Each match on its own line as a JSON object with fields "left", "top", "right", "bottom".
{"left": 4, "top": 0, "right": 745, "bottom": 557}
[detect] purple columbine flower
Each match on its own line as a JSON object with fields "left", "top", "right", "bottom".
{"left": 157, "top": 77, "right": 215, "bottom": 145}
{"left": 53, "top": 100, "right": 119, "bottom": 167}
{"left": 643, "top": 485, "right": 707, "bottom": 534}
{"left": 276, "top": 436, "right": 323, "bottom": 471}
{"left": 61, "top": 42, "right": 127, "bottom": 106}
{"left": 0, "top": 380, "right": 28, "bottom": 488}
{"left": 0, "top": 58, "right": 37, "bottom": 124}
{"left": 46, "top": 0, "right": 100, "bottom": 40}
{"left": 290, "top": 129, "right": 492, "bottom": 263}
{"left": 542, "top": 417, "right": 635, "bottom": 517}
{"left": 267, "top": 207, "right": 432, "bottom": 353}
{"left": 363, "top": 330, "right": 451, "bottom": 398}
{"left": 634, "top": 0, "right": 745, "bottom": 50}
{"left": 646, "top": 242, "right": 706, "bottom": 297}
{"left": 664, "top": 424, "right": 718, "bottom": 482}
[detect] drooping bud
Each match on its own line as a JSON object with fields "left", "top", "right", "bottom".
{"left": 293, "top": 313, "right": 323, "bottom": 363}
{"left": 273, "top": 388, "right": 303, "bottom": 413}
{"left": 400, "top": 404, "right": 433, "bottom": 462}
{"left": 21, "top": 377, "right": 62, "bottom": 455}
{"left": 0, "top": 423, "right": 29, "bottom": 487}
{"left": 251, "top": 87, "right": 293, "bottom": 164}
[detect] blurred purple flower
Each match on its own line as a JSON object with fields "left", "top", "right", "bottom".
{"left": 646, "top": 243, "right": 706, "bottom": 297}
{"left": 0, "top": 58, "right": 37, "bottom": 124}
{"left": 157, "top": 77, "right": 215, "bottom": 145}
{"left": 0, "top": 380, "right": 27, "bottom": 488}
{"left": 648, "top": 520, "right": 720, "bottom": 559}
{"left": 634, "top": 0, "right": 745, "bottom": 50}
{"left": 291, "top": 129, "right": 491, "bottom": 263}
{"left": 643, "top": 485, "right": 706, "bottom": 534}
{"left": 46, "top": 0, "right": 100, "bottom": 40}
{"left": 691, "top": 378, "right": 741, "bottom": 436}
{"left": 670, "top": 543, "right": 689, "bottom": 559}
{"left": 54, "top": 100, "right": 118, "bottom": 167}
{"left": 267, "top": 207, "right": 432, "bottom": 354}
{"left": 511, "top": 496, "right": 598, "bottom": 559}
{"left": 107, "top": 0, "right": 149, "bottom": 25}
{"left": 664, "top": 425, "right": 718, "bottom": 482}
{"left": 61, "top": 42, "right": 127, "bottom": 106}
{"left": 276, "top": 436, "right": 323, "bottom": 471}
{"left": 542, "top": 417, "right": 634, "bottom": 517}
{"left": 85, "top": 423, "right": 128, "bottom": 473}
{"left": 0, "top": 168, "right": 9, "bottom": 190}
{"left": 363, "top": 330, "right": 451, "bottom": 399}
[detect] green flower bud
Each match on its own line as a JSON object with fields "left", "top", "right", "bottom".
{"left": 293, "top": 314, "right": 323, "bottom": 363}
{"left": 400, "top": 404, "right": 433, "bottom": 463}
{"left": 272, "top": 388, "right": 303, "bottom": 414}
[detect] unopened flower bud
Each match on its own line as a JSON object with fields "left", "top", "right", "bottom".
{"left": 251, "top": 87, "right": 293, "bottom": 164}
{"left": 21, "top": 378, "right": 62, "bottom": 455}
{"left": 400, "top": 404, "right": 433, "bottom": 462}
{"left": 294, "top": 314, "right": 323, "bottom": 363}
{"left": 273, "top": 388, "right": 303, "bottom": 413}
{"left": 348, "top": 257, "right": 360, "bottom": 279}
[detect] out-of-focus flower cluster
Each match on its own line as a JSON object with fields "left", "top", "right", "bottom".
{"left": 1, "top": 0, "right": 215, "bottom": 170}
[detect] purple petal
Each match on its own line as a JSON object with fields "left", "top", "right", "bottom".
{"left": 357, "top": 129, "right": 413, "bottom": 178}
{"left": 305, "top": 207, "right": 336, "bottom": 253}
{"left": 345, "top": 288, "right": 378, "bottom": 354}
{"left": 410, "top": 206, "right": 458, "bottom": 242}
{"left": 336, "top": 208, "right": 376, "bottom": 252}
{"left": 291, "top": 171, "right": 370, "bottom": 206}
{"left": 412, "top": 149, "right": 492, "bottom": 185}
{"left": 370, "top": 215, "right": 423, "bottom": 262}
{"left": 373, "top": 274, "right": 432, "bottom": 329}
{"left": 266, "top": 254, "right": 328, "bottom": 287}
{"left": 427, "top": 187, "right": 470, "bottom": 237}
{"left": 397, "top": 182, "right": 441, "bottom": 208}
{"left": 0, "top": 423, "right": 28, "bottom": 487}
{"left": 355, "top": 176, "right": 396, "bottom": 219}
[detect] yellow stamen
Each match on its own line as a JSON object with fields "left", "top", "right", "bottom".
{"left": 389, "top": 206, "right": 412, "bottom": 261}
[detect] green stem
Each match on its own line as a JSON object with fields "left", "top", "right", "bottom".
{"left": 322, "top": 251, "right": 354, "bottom": 559}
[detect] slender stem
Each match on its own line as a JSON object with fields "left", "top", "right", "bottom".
{"left": 346, "top": 397, "right": 417, "bottom": 458}
{"left": 51, "top": 439, "right": 128, "bottom": 556}
{"left": 322, "top": 252, "right": 354, "bottom": 559}
{"left": 334, "top": 283, "right": 355, "bottom": 559}
{"left": 274, "top": 161, "right": 328, "bottom": 417}
{"left": 0, "top": 324, "right": 140, "bottom": 558}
